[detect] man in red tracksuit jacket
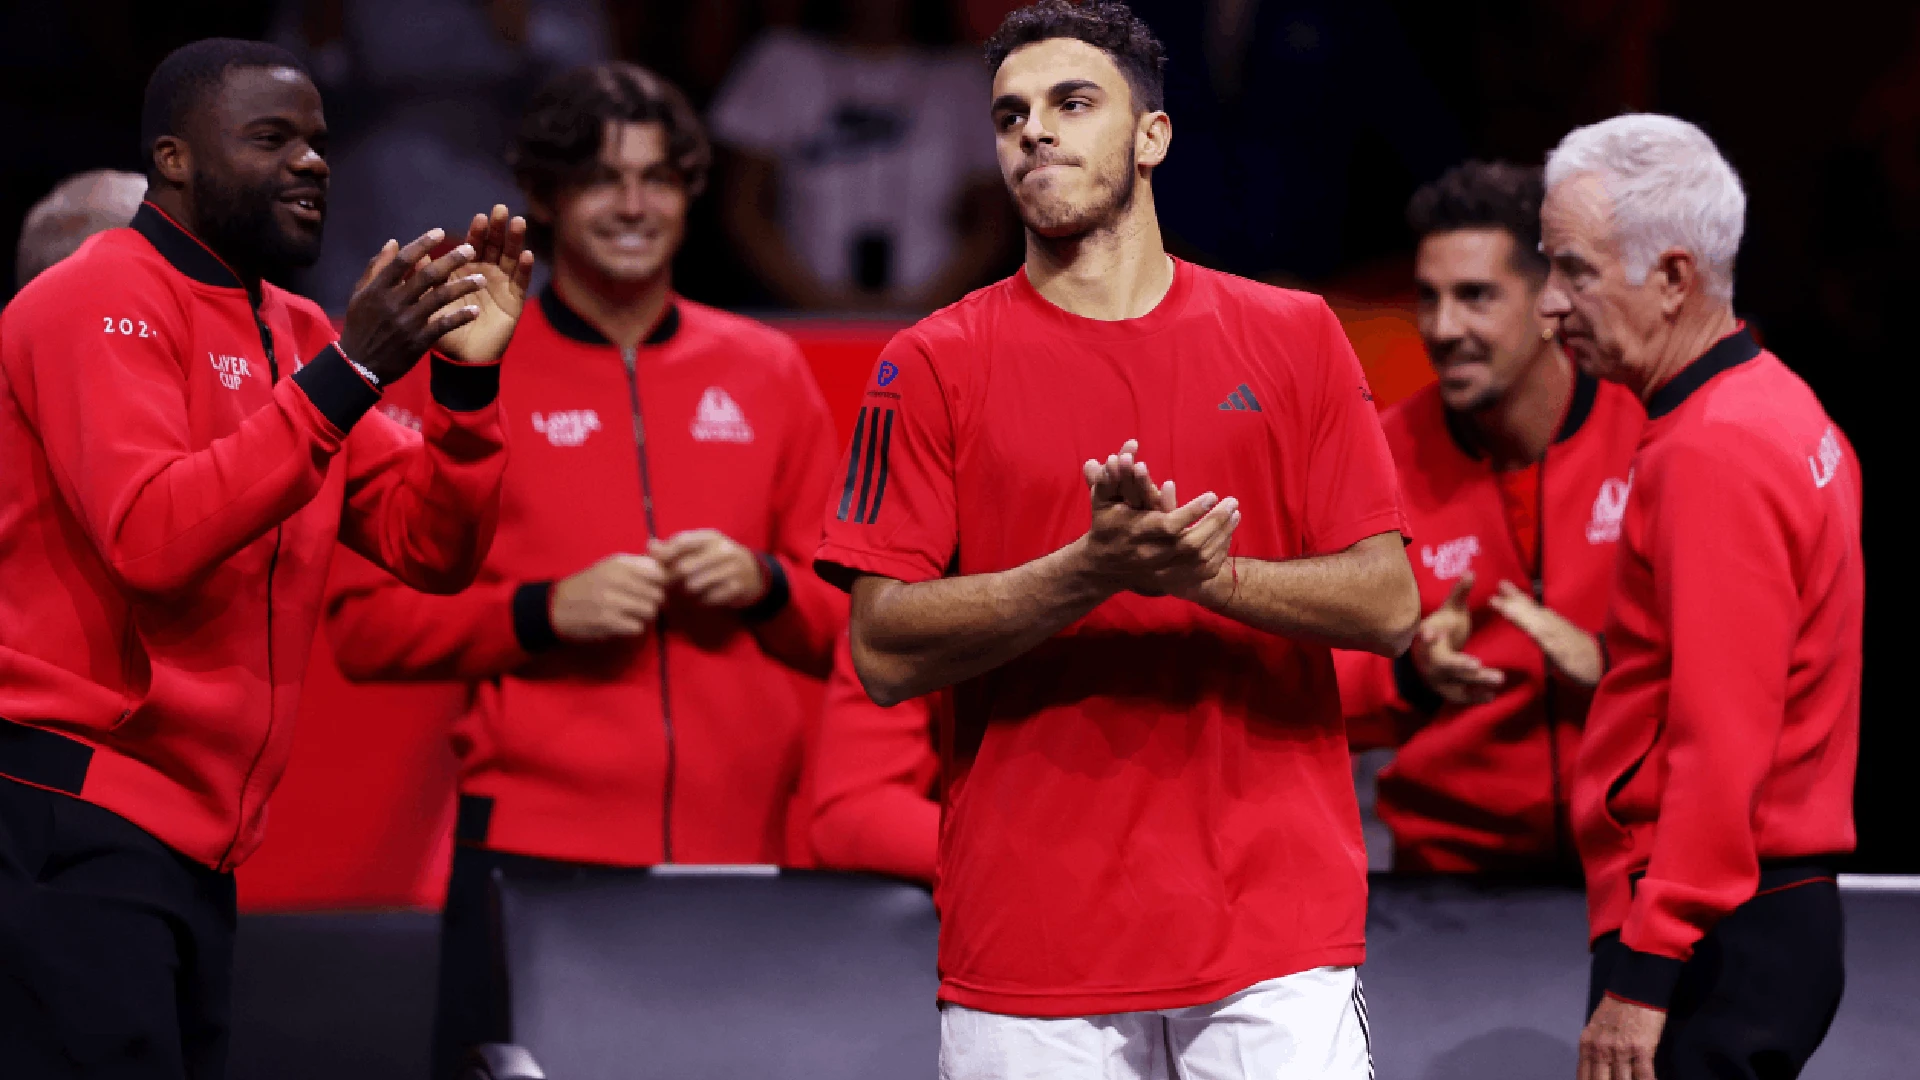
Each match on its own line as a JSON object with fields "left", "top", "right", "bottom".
{"left": 0, "top": 40, "right": 526, "bottom": 1078}
{"left": 809, "top": 630, "right": 940, "bottom": 885}
{"left": 1336, "top": 162, "right": 1643, "bottom": 875}
{"left": 1541, "top": 115, "right": 1862, "bottom": 1080}
{"left": 322, "top": 63, "right": 846, "bottom": 1080}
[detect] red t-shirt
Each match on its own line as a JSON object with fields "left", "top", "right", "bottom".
{"left": 815, "top": 261, "right": 1408, "bottom": 1016}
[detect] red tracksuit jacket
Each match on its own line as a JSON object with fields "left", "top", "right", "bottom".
{"left": 0, "top": 203, "right": 506, "bottom": 871}
{"left": 808, "top": 630, "right": 939, "bottom": 884}
{"left": 326, "top": 287, "right": 846, "bottom": 866}
{"left": 1575, "top": 328, "right": 1862, "bottom": 1009}
{"left": 1337, "top": 371, "right": 1643, "bottom": 872}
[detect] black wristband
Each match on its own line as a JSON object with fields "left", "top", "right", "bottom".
{"left": 1605, "top": 945, "right": 1683, "bottom": 1012}
{"left": 739, "top": 554, "right": 791, "bottom": 625}
{"left": 1393, "top": 649, "right": 1445, "bottom": 716}
{"left": 511, "top": 581, "right": 560, "bottom": 652}
{"left": 430, "top": 352, "right": 501, "bottom": 412}
{"left": 292, "top": 343, "right": 381, "bottom": 432}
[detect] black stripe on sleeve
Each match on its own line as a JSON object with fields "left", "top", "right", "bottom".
{"left": 863, "top": 409, "right": 896, "bottom": 524}
{"left": 852, "top": 407, "right": 883, "bottom": 524}
{"left": 837, "top": 406, "right": 869, "bottom": 522}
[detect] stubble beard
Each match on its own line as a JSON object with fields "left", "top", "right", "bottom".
{"left": 192, "top": 167, "right": 323, "bottom": 281}
{"left": 1015, "top": 140, "right": 1137, "bottom": 243}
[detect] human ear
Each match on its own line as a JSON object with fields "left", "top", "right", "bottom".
{"left": 151, "top": 136, "right": 191, "bottom": 187}
{"left": 1653, "top": 248, "right": 1696, "bottom": 317}
{"left": 1136, "top": 110, "right": 1171, "bottom": 171}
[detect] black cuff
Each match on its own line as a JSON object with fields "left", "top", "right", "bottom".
{"left": 1393, "top": 650, "right": 1444, "bottom": 715}
{"left": 1606, "top": 946, "right": 1684, "bottom": 1011}
{"left": 430, "top": 352, "right": 501, "bottom": 412}
{"left": 511, "top": 581, "right": 560, "bottom": 652}
{"left": 739, "top": 554, "right": 791, "bottom": 625}
{"left": 291, "top": 343, "right": 381, "bottom": 432}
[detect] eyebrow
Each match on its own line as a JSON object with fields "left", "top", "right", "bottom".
{"left": 990, "top": 78, "right": 1106, "bottom": 115}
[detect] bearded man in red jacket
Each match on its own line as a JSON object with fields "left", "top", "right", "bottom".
{"left": 0, "top": 39, "right": 527, "bottom": 1078}
{"left": 1543, "top": 114, "right": 1862, "bottom": 1080}
{"left": 1337, "top": 161, "right": 1644, "bottom": 875}
{"left": 324, "top": 62, "right": 847, "bottom": 1080}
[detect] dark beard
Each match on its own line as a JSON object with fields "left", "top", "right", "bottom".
{"left": 192, "top": 168, "right": 323, "bottom": 282}
{"left": 1016, "top": 139, "right": 1137, "bottom": 240}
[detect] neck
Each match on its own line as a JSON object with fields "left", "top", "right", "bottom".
{"left": 1024, "top": 185, "right": 1171, "bottom": 321}
{"left": 553, "top": 254, "right": 672, "bottom": 350}
{"left": 1632, "top": 298, "right": 1739, "bottom": 403}
{"left": 1466, "top": 342, "right": 1573, "bottom": 468}
{"left": 147, "top": 186, "right": 263, "bottom": 292}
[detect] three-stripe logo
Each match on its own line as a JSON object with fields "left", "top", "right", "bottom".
{"left": 838, "top": 405, "right": 895, "bottom": 524}
{"left": 1218, "top": 383, "right": 1264, "bottom": 411}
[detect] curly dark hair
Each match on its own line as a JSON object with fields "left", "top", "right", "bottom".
{"left": 1406, "top": 161, "right": 1548, "bottom": 277}
{"left": 509, "top": 63, "right": 711, "bottom": 256}
{"left": 983, "top": 1, "right": 1167, "bottom": 113}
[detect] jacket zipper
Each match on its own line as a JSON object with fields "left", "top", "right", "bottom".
{"left": 621, "top": 345, "right": 675, "bottom": 864}
{"left": 220, "top": 304, "right": 283, "bottom": 870}
{"left": 1535, "top": 455, "right": 1568, "bottom": 869}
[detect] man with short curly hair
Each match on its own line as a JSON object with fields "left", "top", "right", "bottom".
{"left": 324, "top": 61, "right": 847, "bottom": 1080}
{"left": 816, "top": 3, "right": 1418, "bottom": 1076}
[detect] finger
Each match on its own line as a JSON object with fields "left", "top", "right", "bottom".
{"left": 1158, "top": 479, "right": 1178, "bottom": 512}
{"left": 355, "top": 239, "right": 400, "bottom": 294}
{"left": 1120, "top": 461, "right": 1159, "bottom": 510}
{"left": 1442, "top": 572, "right": 1475, "bottom": 611}
{"left": 393, "top": 229, "right": 448, "bottom": 281}
{"left": 1165, "top": 491, "right": 1222, "bottom": 531}
{"left": 422, "top": 304, "right": 481, "bottom": 339}
{"left": 463, "top": 212, "right": 490, "bottom": 263}
{"left": 1085, "top": 459, "right": 1121, "bottom": 503}
{"left": 1181, "top": 497, "right": 1240, "bottom": 548}
{"left": 419, "top": 273, "right": 487, "bottom": 316}
{"left": 500, "top": 214, "right": 528, "bottom": 269}
{"left": 509, "top": 247, "right": 536, "bottom": 297}
{"left": 482, "top": 204, "right": 510, "bottom": 265}
{"left": 1487, "top": 591, "right": 1547, "bottom": 636}
{"left": 1632, "top": 1050, "right": 1656, "bottom": 1080}
{"left": 406, "top": 242, "right": 477, "bottom": 302}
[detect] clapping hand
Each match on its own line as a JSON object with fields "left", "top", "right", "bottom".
{"left": 433, "top": 205, "right": 535, "bottom": 364}
{"left": 1078, "top": 440, "right": 1240, "bottom": 605}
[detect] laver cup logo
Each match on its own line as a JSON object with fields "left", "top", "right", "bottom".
{"left": 1419, "top": 535, "right": 1480, "bottom": 580}
{"left": 1586, "top": 475, "right": 1632, "bottom": 544}
{"left": 208, "top": 353, "right": 252, "bottom": 390}
{"left": 532, "top": 410, "right": 601, "bottom": 447}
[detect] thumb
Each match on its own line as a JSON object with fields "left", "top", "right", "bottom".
{"left": 1443, "top": 572, "right": 1475, "bottom": 610}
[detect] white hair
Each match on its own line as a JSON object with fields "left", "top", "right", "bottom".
{"left": 1544, "top": 113, "right": 1746, "bottom": 302}
{"left": 16, "top": 170, "right": 149, "bottom": 287}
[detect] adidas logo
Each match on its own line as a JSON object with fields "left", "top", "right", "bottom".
{"left": 1218, "top": 383, "right": 1264, "bottom": 412}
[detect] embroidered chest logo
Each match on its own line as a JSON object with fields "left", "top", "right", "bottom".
{"left": 1586, "top": 474, "right": 1633, "bottom": 544}
{"left": 690, "top": 387, "right": 754, "bottom": 443}
{"left": 532, "top": 410, "right": 601, "bottom": 447}
{"left": 1420, "top": 535, "right": 1480, "bottom": 580}
{"left": 1217, "top": 382, "right": 1264, "bottom": 412}
{"left": 380, "top": 404, "right": 423, "bottom": 432}
{"left": 208, "top": 352, "right": 253, "bottom": 390}
{"left": 1809, "top": 426, "right": 1840, "bottom": 489}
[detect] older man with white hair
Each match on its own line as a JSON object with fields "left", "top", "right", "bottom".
{"left": 14, "top": 169, "right": 148, "bottom": 287}
{"left": 1539, "top": 113, "right": 1864, "bottom": 1080}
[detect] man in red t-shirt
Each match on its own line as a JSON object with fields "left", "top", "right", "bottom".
{"left": 1542, "top": 115, "right": 1862, "bottom": 1080}
{"left": 813, "top": 4, "right": 1419, "bottom": 1076}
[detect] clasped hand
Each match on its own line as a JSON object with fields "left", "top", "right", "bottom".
{"left": 1077, "top": 440, "right": 1241, "bottom": 606}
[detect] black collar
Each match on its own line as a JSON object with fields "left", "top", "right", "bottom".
{"left": 1444, "top": 367, "right": 1600, "bottom": 461}
{"left": 1645, "top": 326, "right": 1761, "bottom": 419}
{"left": 130, "top": 201, "right": 248, "bottom": 293}
{"left": 538, "top": 284, "right": 680, "bottom": 348}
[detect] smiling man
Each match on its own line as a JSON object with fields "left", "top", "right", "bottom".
{"left": 0, "top": 38, "right": 528, "bottom": 1078}
{"left": 320, "top": 62, "right": 847, "bottom": 1080}
{"left": 814, "top": 3, "right": 1418, "bottom": 1077}
{"left": 1335, "top": 162, "right": 1643, "bottom": 875}
{"left": 1540, "top": 115, "right": 1863, "bottom": 1080}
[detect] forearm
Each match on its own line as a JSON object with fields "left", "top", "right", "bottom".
{"left": 1205, "top": 532, "right": 1418, "bottom": 655}
{"left": 851, "top": 538, "right": 1112, "bottom": 706}
{"left": 327, "top": 575, "right": 536, "bottom": 682}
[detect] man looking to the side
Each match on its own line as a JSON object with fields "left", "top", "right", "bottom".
{"left": 1540, "top": 113, "right": 1863, "bottom": 1080}
{"left": 14, "top": 168, "right": 149, "bottom": 287}
{"left": 0, "top": 38, "right": 528, "bottom": 1078}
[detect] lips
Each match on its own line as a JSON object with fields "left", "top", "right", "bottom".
{"left": 279, "top": 190, "right": 325, "bottom": 225}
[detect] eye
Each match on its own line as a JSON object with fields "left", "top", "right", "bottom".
{"left": 996, "top": 112, "right": 1025, "bottom": 131}
{"left": 252, "top": 131, "right": 286, "bottom": 149}
{"left": 1061, "top": 98, "right": 1090, "bottom": 112}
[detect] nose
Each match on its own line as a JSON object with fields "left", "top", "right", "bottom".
{"left": 291, "top": 141, "right": 328, "bottom": 182}
{"left": 1537, "top": 274, "right": 1572, "bottom": 320}
{"left": 1018, "top": 112, "right": 1056, "bottom": 151}
{"left": 616, "top": 175, "right": 647, "bottom": 218}
{"left": 1428, "top": 296, "right": 1467, "bottom": 346}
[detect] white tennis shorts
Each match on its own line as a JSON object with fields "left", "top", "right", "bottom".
{"left": 938, "top": 966, "right": 1373, "bottom": 1080}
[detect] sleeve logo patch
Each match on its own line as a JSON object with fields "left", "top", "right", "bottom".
{"left": 877, "top": 360, "right": 899, "bottom": 387}
{"left": 1809, "top": 426, "right": 1840, "bottom": 489}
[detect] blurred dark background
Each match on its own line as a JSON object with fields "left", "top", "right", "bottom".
{"left": 2, "top": 0, "right": 1911, "bottom": 867}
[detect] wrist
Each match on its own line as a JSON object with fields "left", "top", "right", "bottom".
{"left": 739, "top": 553, "right": 790, "bottom": 624}
{"left": 1060, "top": 536, "right": 1123, "bottom": 603}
